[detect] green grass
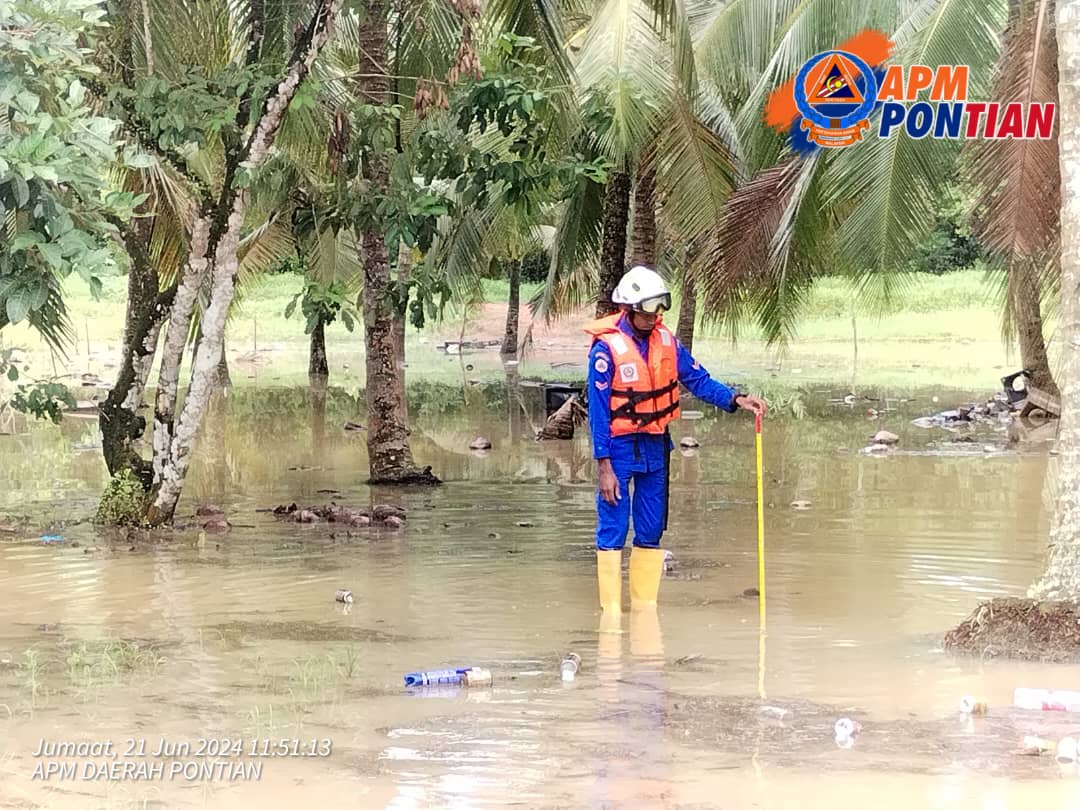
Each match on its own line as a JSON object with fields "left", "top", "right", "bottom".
{"left": 0, "top": 268, "right": 1039, "bottom": 396}
{"left": 11, "top": 639, "right": 166, "bottom": 710}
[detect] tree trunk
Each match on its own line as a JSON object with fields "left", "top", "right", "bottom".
{"left": 310, "top": 371, "right": 327, "bottom": 456}
{"left": 1010, "top": 258, "right": 1060, "bottom": 397}
{"left": 145, "top": 0, "right": 345, "bottom": 524}
{"left": 357, "top": 0, "right": 438, "bottom": 486}
{"left": 505, "top": 359, "right": 522, "bottom": 444}
{"left": 151, "top": 215, "right": 212, "bottom": 489}
{"left": 99, "top": 217, "right": 172, "bottom": 488}
{"left": 1030, "top": 0, "right": 1080, "bottom": 601}
{"left": 629, "top": 148, "right": 657, "bottom": 268}
{"left": 393, "top": 241, "right": 409, "bottom": 424}
{"left": 502, "top": 258, "right": 521, "bottom": 356}
{"left": 309, "top": 315, "right": 328, "bottom": 376}
{"left": 676, "top": 263, "right": 697, "bottom": 353}
{"left": 596, "top": 162, "right": 632, "bottom": 318}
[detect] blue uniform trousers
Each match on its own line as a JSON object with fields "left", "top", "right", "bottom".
{"left": 595, "top": 447, "right": 669, "bottom": 551}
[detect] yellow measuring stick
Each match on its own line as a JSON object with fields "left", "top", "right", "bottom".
{"left": 755, "top": 411, "right": 766, "bottom": 699}
{"left": 755, "top": 412, "right": 766, "bottom": 626}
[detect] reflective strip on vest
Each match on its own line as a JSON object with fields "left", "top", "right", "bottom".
{"left": 608, "top": 332, "right": 630, "bottom": 357}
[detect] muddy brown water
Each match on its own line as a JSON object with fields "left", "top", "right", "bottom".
{"left": 2, "top": 386, "right": 1080, "bottom": 808}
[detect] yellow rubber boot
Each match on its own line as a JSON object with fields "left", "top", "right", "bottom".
{"left": 596, "top": 550, "right": 623, "bottom": 614}
{"left": 629, "top": 546, "right": 665, "bottom": 609}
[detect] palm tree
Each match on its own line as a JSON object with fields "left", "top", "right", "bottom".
{"left": 534, "top": 0, "right": 737, "bottom": 324}
{"left": 971, "top": 0, "right": 1060, "bottom": 397}
{"left": 1030, "top": 0, "right": 1080, "bottom": 601}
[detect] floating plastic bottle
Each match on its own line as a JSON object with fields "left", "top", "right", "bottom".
{"left": 404, "top": 667, "right": 492, "bottom": 688}
{"left": 1057, "top": 736, "right": 1078, "bottom": 765}
{"left": 334, "top": 589, "right": 353, "bottom": 604}
{"left": 404, "top": 668, "right": 466, "bottom": 687}
{"left": 1014, "top": 687, "right": 1080, "bottom": 712}
{"left": 560, "top": 653, "right": 581, "bottom": 682}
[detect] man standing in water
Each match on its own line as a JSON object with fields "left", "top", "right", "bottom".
{"left": 584, "top": 266, "right": 767, "bottom": 618}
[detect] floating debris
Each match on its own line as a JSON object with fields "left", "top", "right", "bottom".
{"left": 663, "top": 549, "right": 676, "bottom": 573}
{"left": 335, "top": 589, "right": 354, "bottom": 604}
{"left": 872, "top": 430, "right": 899, "bottom": 445}
{"left": 272, "top": 503, "right": 405, "bottom": 529}
{"left": 959, "top": 695, "right": 988, "bottom": 715}
{"left": 1057, "top": 736, "right": 1078, "bottom": 765}
{"left": 835, "top": 717, "right": 862, "bottom": 748}
{"left": 760, "top": 705, "right": 789, "bottom": 721}
{"left": 1020, "top": 736, "right": 1055, "bottom": 756}
{"left": 560, "top": 653, "right": 581, "bottom": 682}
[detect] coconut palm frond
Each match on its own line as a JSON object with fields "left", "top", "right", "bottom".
{"left": 640, "top": 0, "right": 697, "bottom": 97}
{"left": 302, "top": 224, "right": 363, "bottom": 289}
{"left": 574, "top": 0, "right": 674, "bottom": 160}
{"left": 695, "top": 76, "right": 745, "bottom": 169}
{"left": 970, "top": 0, "right": 1058, "bottom": 266}
{"left": 697, "top": 152, "right": 825, "bottom": 344}
{"left": 530, "top": 171, "right": 604, "bottom": 321}
{"left": 730, "top": 0, "right": 904, "bottom": 173}
{"left": 432, "top": 204, "right": 490, "bottom": 303}
{"left": 655, "top": 91, "right": 736, "bottom": 251}
{"left": 237, "top": 213, "right": 294, "bottom": 286}
{"left": 825, "top": 0, "right": 1005, "bottom": 279}
{"left": 484, "top": 0, "right": 574, "bottom": 82}
{"left": 693, "top": 0, "right": 800, "bottom": 103}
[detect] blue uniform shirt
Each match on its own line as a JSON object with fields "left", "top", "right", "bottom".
{"left": 587, "top": 315, "right": 739, "bottom": 469}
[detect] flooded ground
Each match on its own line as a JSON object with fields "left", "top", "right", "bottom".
{"left": 2, "top": 384, "right": 1080, "bottom": 809}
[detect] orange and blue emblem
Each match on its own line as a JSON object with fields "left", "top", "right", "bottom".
{"left": 766, "top": 31, "right": 892, "bottom": 155}
{"left": 766, "top": 29, "right": 1055, "bottom": 155}
{"left": 794, "top": 50, "right": 879, "bottom": 148}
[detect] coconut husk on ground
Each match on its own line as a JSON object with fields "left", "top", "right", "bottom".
{"left": 537, "top": 394, "right": 587, "bottom": 440}
{"left": 943, "top": 598, "right": 1080, "bottom": 663}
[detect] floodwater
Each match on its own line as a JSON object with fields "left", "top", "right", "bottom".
{"left": 2, "top": 382, "right": 1080, "bottom": 809}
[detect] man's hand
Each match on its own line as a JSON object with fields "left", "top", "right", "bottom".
{"left": 734, "top": 394, "right": 768, "bottom": 417}
{"left": 598, "top": 458, "right": 620, "bottom": 505}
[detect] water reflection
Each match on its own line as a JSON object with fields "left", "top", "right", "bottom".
{"left": 0, "top": 383, "right": 1076, "bottom": 808}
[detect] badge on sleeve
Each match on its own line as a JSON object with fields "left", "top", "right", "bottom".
{"left": 594, "top": 355, "right": 609, "bottom": 374}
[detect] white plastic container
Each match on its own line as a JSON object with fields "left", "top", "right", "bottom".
{"left": 1014, "top": 687, "right": 1080, "bottom": 712}
{"left": 560, "top": 653, "right": 581, "bottom": 682}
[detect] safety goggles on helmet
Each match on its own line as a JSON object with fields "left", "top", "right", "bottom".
{"left": 632, "top": 293, "right": 671, "bottom": 314}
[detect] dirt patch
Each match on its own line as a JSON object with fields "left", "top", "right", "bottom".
{"left": 208, "top": 620, "right": 419, "bottom": 644}
{"left": 943, "top": 598, "right": 1080, "bottom": 663}
{"left": 668, "top": 694, "right": 1080, "bottom": 777}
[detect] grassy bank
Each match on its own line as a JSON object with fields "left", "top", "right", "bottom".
{"left": 0, "top": 269, "right": 1045, "bottom": 396}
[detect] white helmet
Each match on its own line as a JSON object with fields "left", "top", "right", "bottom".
{"left": 612, "top": 266, "right": 671, "bottom": 313}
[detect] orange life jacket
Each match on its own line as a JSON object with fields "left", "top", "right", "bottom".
{"left": 584, "top": 313, "right": 680, "bottom": 436}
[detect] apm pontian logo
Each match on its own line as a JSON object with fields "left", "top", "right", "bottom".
{"left": 765, "top": 30, "right": 1057, "bottom": 153}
